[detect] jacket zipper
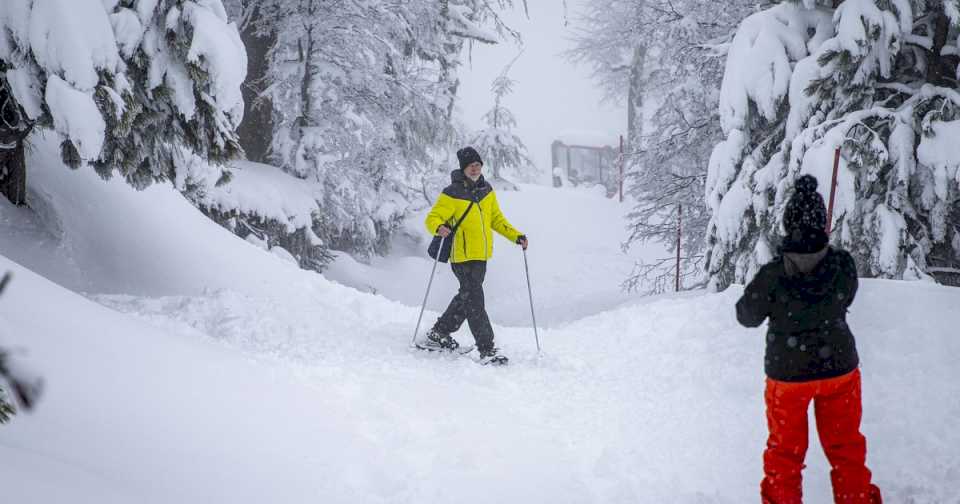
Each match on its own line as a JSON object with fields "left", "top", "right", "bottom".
{"left": 478, "top": 201, "right": 489, "bottom": 259}
{"left": 449, "top": 217, "right": 457, "bottom": 263}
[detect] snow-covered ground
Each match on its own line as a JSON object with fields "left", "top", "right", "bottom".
{"left": 1, "top": 140, "right": 959, "bottom": 503}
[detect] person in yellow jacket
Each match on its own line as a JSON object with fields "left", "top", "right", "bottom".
{"left": 419, "top": 147, "right": 528, "bottom": 366}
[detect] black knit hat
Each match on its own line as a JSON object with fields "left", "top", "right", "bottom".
{"left": 782, "top": 174, "right": 829, "bottom": 253}
{"left": 456, "top": 146, "right": 483, "bottom": 171}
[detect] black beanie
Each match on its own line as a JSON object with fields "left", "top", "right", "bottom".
{"left": 782, "top": 174, "right": 829, "bottom": 253}
{"left": 457, "top": 146, "right": 483, "bottom": 171}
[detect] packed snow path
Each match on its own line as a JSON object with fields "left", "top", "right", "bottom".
{"left": 1, "top": 146, "right": 959, "bottom": 502}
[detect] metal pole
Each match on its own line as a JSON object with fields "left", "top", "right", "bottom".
{"left": 675, "top": 204, "right": 682, "bottom": 292}
{"left": 411, "top": 237, "right": 445, "bottom": 346}
{"left": 522, "top": 248, "right": 541, "bottom": 353}
{"left": 826, "top": 147, "right": 841, "bottom": 235}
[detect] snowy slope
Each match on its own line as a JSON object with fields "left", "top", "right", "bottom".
{"left": 0, "top": 133, "right": 320, "bottom": 297}
{"left": 1, "top": 139, "right": 959, "bottom": 503}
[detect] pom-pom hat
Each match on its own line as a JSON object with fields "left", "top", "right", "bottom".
{"left": 782, "top": 174, "right": 829, "bottom": 253}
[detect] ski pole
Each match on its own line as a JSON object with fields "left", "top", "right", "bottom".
{"left": 411, "top": 236, "right": 445, "bottom": 346}
{"left": 522, "top": 247, "right": 541, "bottom": 353}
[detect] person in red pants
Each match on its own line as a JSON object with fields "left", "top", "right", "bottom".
{"left": 736, "top": 175, "right": 881, "bottom": 504}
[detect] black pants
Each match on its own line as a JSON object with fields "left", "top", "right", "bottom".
{"left": 433, "top": 260, "right": 494, "bottom": 351}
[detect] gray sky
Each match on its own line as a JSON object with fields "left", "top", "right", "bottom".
{"left": 455, "top": 0, "right": 625, "bottom": 174}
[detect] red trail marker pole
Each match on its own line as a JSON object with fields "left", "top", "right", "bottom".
{"left": 826, "top": 147, "right": 841, "bottom": 235}
{"left": 619, "top": 135, "right": 624, "bottom": 203}
{"left": 675, "top": 203, "right": 682, "bottom": 292}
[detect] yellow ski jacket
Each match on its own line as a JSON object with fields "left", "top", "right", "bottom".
{"left": 424, "top": 170, "right": 523, "bottom": 263}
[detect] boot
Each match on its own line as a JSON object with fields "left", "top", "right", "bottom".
{"left": 418, "top": 329, "right": 460, "bottom": 352}
{"left": 477, "top": 347, "right": 508, "bottom": 366}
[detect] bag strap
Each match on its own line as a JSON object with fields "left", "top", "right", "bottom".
{"left": 449, "top": 201, "right": 475, "bottom": 232}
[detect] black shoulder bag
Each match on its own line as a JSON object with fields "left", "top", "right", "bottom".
{"left": 427, "top": 201, "right": 475, "bottom": 263}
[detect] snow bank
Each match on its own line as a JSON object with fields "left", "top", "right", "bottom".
{"left": 202, "top": 161, "right": 321, "bottom": 232}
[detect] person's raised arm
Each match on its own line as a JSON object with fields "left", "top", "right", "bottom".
{"left": 736, "top": 264, "right": 775, "bottom": 328}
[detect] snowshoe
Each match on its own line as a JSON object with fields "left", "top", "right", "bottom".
{"left": 476, "top": 347, "right": 508, "bottom": 366}
{"left": 415, "top": 329, "right": 472, "bottom": 354}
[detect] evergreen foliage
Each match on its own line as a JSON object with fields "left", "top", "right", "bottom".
{"left": 0, "top": 0, "right": 246, "bottom": 200}
{"left": 470, "top": 55, "right": 534, "bottom": 188}
{"left": 706, "top": 0, "right": 960, "bottom": 289}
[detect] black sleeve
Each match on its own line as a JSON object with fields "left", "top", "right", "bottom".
{"left": 837, "top": 250, "right": 858, "bottom": 308}
{"left": 736, "top": 264, "right": 776, "bottom": 328}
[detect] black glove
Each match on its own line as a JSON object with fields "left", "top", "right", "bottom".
{"left": 516, "top": 235, "right": 528, "bottom": 250}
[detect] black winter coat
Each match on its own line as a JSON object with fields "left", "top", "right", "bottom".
{"left": 736, "top": 247, "right": 860, "bottom": 382}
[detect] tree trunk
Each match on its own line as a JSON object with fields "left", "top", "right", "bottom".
{"left": 1, "top": 69, "right": 29, "bottom": 206}
{"left": 236, "top": 5, "right": 276, "bottom": 163}
{"left": 0, "top": 140, "right": 27, "bottom": 206}
{"left": 626, "top": 44, "right": 647, "bottom": 173}
{"left": 300, "top": 29, "right": 317, "bottom": 128}
{"left": 927, "top": 8, "right": 951, "bottom": 86}
{"left": 439, "top": 0, "right": 462, "bottom": 120}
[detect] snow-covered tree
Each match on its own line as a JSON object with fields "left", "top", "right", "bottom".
{"left": 706, "top": 0, "right": 960, "bottom": 290}
{"left": 0, "top": 62, "right": 31, "bottom": 205}
{"left": 470, "top": 55, "right": 534, "bottom": 188}
{"left": 252, "top": 0, "right": 446, "bottom": 258}
{"left": 102, "top": 0, "right": 247, "bottom": 195}
{"left": 0, "top": 0, "right": 247, "bottom": 205}
{"left": 237, "top": 0, "right": 524, "bottom": 260}
{"left": 567, "top": 0, "right": 760, "bottom": 293}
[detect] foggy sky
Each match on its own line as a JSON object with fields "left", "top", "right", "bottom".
{"left": 455, "top": 0, "right": 625, "bottom": 176}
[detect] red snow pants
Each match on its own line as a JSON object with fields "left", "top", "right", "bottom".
{"left": 761, "top": 369, "right": 882, "bottom": 504}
